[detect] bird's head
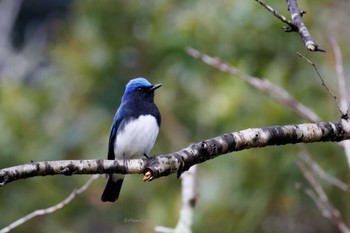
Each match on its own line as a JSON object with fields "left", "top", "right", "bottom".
{"left": 122, "top": 77, "right": 161, "bottom": 103}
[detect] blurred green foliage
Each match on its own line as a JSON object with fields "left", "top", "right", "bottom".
{"left": 1, "top": 0, "right": 350, "bottom": 232}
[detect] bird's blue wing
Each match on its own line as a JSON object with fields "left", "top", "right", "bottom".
{"left": 107, "top": 109, "right": 124, "bottom": 160}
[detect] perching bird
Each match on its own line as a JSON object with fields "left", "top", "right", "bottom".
{"left": 101, "top": 77, "right": 161, "bottom": 202}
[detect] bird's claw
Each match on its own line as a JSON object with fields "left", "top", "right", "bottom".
{"left": 143, "top": 171, "right": 153, "bottom": 181}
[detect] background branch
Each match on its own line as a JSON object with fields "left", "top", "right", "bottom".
{"left": 297, "top": 52, "right": 343, "bottom": 118}
{"left": 255, "top": 0, "right": 292, "bottom": 26}
{"left": 297, "top": 160, "right": 350, "bottom": 233}
{"left": 255, "top": 0, "right": 324, "bottom": 52}
{"left": 298, "top": 149, "right": 349, "bottom": 192}
{"left": 330, "top": 37, "right": 349, "bottom": 116}
{"left": 286, "top": 0, "right": 323, "bottom": 52}
{"left": 0, "top": 175, "right": 99, "bottom": 233}
{"left": 329, "top": 37, "right": 350, "bottom": 168}
{"left": 186, "top": 47, "right": 320, "bottom": 122}
{"left": 155, "top": 165, "right": 197, "bottom": 233}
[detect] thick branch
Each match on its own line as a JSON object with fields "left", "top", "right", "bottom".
{"left": 1, "top": 119, "right": 350, "bottom": 185}
{"left": 0, "top": 159, "right": 145, "bottom": 186}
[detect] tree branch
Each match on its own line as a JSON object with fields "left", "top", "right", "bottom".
{"left": 186, "top": 47, "right": 321, "bottom": 122}
{"left": 297, "top": 52, "right": 345, "bottom": 119}
{"left": 255, "top": 0, "right": 324, "bottom": 52}
{"left": 329, "top": 37, "right": 350, "bottom": 168}
{"left": 297, "top": 160, "right": 350, "bottom": 233}
{"left": 298, "top": 149, "right": 349, "bottom": 192}
{"left": 0, "top": 175, "right": 99, "bottom": 233}
{"left": 255, "top": 0, "right": 293, "bottom": 26}
{"left": 330, "top": 37, "right": 349, "bottom": 116}
{"left": 1, "top": 119, "right": 350, "bottom": 185}
{"left": 155, "top": 165, "right": 197, "bottom": 233}
{"left": 286, "top": 0, "right": 324, "bottom": 52}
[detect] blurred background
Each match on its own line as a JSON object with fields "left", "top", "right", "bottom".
{"left": 1, "top": 0, "right": 350, "bottom": 232}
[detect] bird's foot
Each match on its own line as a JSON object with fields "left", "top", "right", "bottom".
{"left": 143, "top": 170, "right": 153, "bottom": 181}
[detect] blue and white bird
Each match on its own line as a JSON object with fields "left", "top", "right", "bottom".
{"left": 101, "top": 77, "right": 161, "bottom": 202}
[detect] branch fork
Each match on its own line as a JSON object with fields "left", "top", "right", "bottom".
{"left": 255, "top": 0, "right": 325, "bottom": 52}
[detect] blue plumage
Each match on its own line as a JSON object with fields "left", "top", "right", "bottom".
{"left": 101, "top": 77, "right": 161, "bottom": 202}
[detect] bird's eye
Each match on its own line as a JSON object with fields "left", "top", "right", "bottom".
{"left": 137, "top": 87, "right": 143, "bottom": 92}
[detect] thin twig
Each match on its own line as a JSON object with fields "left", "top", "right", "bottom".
{"left": 297, "top": 162, "right": 350, "bottom": 233}
{"left": 254, "top": 0, "right": 292, "bottom": 25}
{"left": 298, "top": 148, "right": 349, "bottom": 191}
{"left": 300, "top": 186, "right": 350, "bottom": 233}
{"left": 330, "top": 37, "right": 349, "bottom": 118}
{"left": 298, "top": 161, "right": 329, "bottom": 202}
{"left": 0, "top": 175, "right": 99, "bottom": 233}
{"left": 186, "top": 47, "right": 320, "bottom": 122}
{"left": 297, "top": 52, "right": 343, "bottom": 117}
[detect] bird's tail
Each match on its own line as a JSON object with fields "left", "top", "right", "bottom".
{"left": 101, "top": 175, "right": 124, "bottom": 202}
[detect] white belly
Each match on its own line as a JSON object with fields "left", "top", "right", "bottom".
{"left": 114, "top": 115, "right": 159, "bottom": 159}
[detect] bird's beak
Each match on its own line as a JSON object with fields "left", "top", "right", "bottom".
{"left": 149, "top": 83, "right": 162, "bottom": 91}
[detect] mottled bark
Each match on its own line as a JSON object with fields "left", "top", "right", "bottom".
{"left": 1, "top": 119, "right": 350, "bottom": 186}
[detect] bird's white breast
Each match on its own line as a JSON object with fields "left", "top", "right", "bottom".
{"left": 114, "top": 115, "right": 159, "bottom": 159}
